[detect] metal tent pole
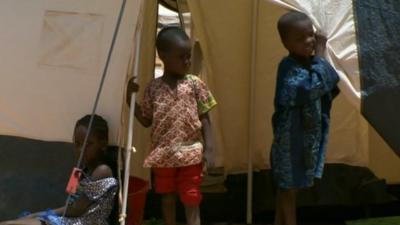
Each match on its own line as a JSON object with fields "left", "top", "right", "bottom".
{"left": 247, "top": 0, "right": 259, "bottom": 224}
{"left": 176, "top": 0, "right": 186, "bottom": 29}
{"left": 119, "top": 17, "right": 143, "bottom": 225}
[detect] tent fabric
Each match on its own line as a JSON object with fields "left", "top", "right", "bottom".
{"left": 0, "top": 0, "right": 142, "bottom": 144}
{"left": 354, "top": 0, "right": 400, "bottom": 157}
{"left": 186, "top": 0, "right": 369, "bottom": 174}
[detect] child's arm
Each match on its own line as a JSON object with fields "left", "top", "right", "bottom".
{"left": 23, "top": 195, "right": 92, "bottom": 218}
{"left": 276, "top": 63, "right": 338, "bottom": 107}
{"left": 20, "top": 166, "right": 114, "bottom": 218}
{"left": 126, "top": 79, "right": 152, "bottom": 128}
{"left": 54, "top": 198, "right": 91, "bottom": 217}
{"left": 276, "top": 63, "right": 324, "bottom": 107}
{"left": 314, "top": 32, "right": 340, "bottom": 96}
{"left": 60, "top": 165, "right": 114, "bottom": 217}
{"left": 191, "top": 75, "right": 217, "bottom": 168}
{"left": 134, "top": 102, "right": 152, "bottom": 128}
{"left": 200, "top": 112, "right": 215, "bottom": 168}
{"left": 315, "top": 31, "right": 327, "bottom": 57}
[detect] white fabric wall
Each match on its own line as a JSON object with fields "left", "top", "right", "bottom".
{"left": 0, "top": 0, "right": 142, "bottom": 144}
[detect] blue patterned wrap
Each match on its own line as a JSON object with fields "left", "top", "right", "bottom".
{"left": 271, "top": 56, "right": 339, "bottom": 189}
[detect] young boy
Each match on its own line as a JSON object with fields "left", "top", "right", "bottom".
{"left": 128, "top": 27, "right": 217, "bottom": 225}
{"left": 271, "top": 11, "right": 339, "bottom": 225}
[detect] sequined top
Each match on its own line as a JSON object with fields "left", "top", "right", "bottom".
{"left": 40, "top": 177, "right": 118, "bottom": 225}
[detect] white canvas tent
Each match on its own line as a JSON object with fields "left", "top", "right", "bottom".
{"left": 1, "top": 0, "right": 400, "bottom": 223}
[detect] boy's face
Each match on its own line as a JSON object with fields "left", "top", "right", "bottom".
{"left": 160, "top": 38, "right": 192, "bottom": 76}
{"left": 282, "top": 19, "right": 315, "bottom": 57}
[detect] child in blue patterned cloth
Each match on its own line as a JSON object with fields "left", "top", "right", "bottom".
{"left": 0, "top": 114, "right": 118, "bottom": 225}
{"left": 270, "top": 11, "right": 340, "bottom": 225}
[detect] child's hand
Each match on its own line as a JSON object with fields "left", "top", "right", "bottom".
{"left": 315, "top": 30, "right": 327, "bottom": 56}
{"left": 126, "top": 77, "right": 139, "bottom": 105}
{"left": 203, "top": 144, "right": 216, "bottom": 171}
{"left": 127, "top": 77, "right": 140, "bottom": 93}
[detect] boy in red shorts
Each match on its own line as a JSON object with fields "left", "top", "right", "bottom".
{"left": 129, "top": 26, "right": 217, "bottom": 225}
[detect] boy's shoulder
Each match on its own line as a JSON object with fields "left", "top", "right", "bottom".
{"left": 148, "top": 74, "right": 201, "bottom": 83}
{"left": 278, "top": 56, "right": 300, "bottom": 69}
{"left": 278, "top": 56, "right": 329, "bottom": 71}
{"left": 145, "top": 77, "right": 163, "bottom": 89}
{"left": 311, "top": 56, "right": 329, "bottom": 66}
{"left": 184, "top": 74, "right": 207, "bottom": 86}
{"left": 311, "top": 56, "right": 337, "bottom": 74}
{"left": 277, "top": 56, "right": 302, "bottom": 77}
{"left": 185, "top": 74, "right": 201, "bottom": 82}
{"left": 91, "top": 164, "right": 113, "bottom": 181}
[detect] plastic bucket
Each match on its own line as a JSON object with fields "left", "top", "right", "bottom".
{"left": 126, "top": 176, "right": 149, "bottom": 225}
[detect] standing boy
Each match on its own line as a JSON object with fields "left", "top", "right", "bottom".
{"left": 271, "top": 11, "right": 340, "bottom": 225}
{"left": 129, "top": 26, "right": 217, "bottom": 225}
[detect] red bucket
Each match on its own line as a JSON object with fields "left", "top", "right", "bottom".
{"left": 126, "top": 176, "right": 149, "bottom": 225}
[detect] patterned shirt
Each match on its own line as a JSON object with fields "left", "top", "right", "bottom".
{"left": 271, "top": 56, "right": 339, "bottom": 189}
{"left": 39, "top": 177, "right": 118, "bottom": 225}
{"left": 141, "top": 75, "right": 217, "bottom": 168}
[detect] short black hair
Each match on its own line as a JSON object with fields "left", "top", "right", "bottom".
{"left": 156, "top": 26, "right": 189, "bottom": 53}
{"left": 74, "top": 114, "right": 109, "bottom": 143}
{"left": 277, "top": 11, "right": 311, "bottom": 40}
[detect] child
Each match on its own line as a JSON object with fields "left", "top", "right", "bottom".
{"left": 0, "top": 114, "right": 118, "bottom": 225}
{"left": 128, "top": 26, "right": 217, "bottom": 225}
{"left": 271, "top": 11, "right": 339, "bottom": 225}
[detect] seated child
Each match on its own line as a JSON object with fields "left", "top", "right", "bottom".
{"left": 0, "top": 114, "right": 118, "bottom": 225}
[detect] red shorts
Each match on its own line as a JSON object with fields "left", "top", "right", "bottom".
{"left": 152, "top": 163, "right": 203, "bottom": 206}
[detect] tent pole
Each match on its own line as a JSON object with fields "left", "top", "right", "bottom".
{"left": 247, "top": 0, "right": 259, "bottom": 224}
{"left": 120, "top": 17, "right": 142, "bottom": 225}
{"left": 176, "top": 0, "right": 186, "bottom": 29}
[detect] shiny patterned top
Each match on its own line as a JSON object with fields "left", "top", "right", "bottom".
{"left": 40, "top": 177, "right": 118, "bottom": 225}
{"left": 140, "top": 74, "right": 217, "bottom": 168}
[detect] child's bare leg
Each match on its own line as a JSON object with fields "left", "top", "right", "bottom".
{"left": 0, "top": 218, "right": 41, "bottom": 225}
{"left": 184, "top": 205, "right": 200, "bottom": 225}
{"left": 274, "top": 192, "right": 284, "bottom": 225}
{"left": 278, "top": 189, "right": 297, "bottom": 225}
{"left": 162, "top": 193, "right": 176, "bottom": 225}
